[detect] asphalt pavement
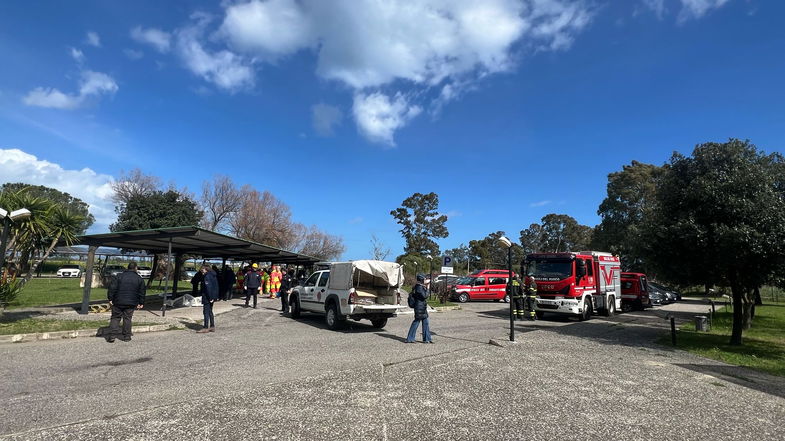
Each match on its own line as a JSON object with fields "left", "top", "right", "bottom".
{"left": 1, "top": 298, "right": 783, "bottom": 440}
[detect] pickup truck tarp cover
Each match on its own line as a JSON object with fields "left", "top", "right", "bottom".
{"left": 329, "top": 260, "right": 403, "bottom": 290}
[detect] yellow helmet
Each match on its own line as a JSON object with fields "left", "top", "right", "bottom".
{"left": 252, "top": 263, "right": 259, "bottom": 268}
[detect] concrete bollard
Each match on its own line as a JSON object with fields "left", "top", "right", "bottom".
{"left": 694, "top": 315, "right": 708, "bottom": 332}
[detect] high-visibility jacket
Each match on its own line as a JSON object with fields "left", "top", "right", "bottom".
{"left": 271, "top": 269, "right": 282, "bottom": 290}
{"left": 511, "top": 279, "right": 524, "bottom": 298}
{"left": 236, "top": 269, "right": 245, "bottom": 290}
{"left": 524, "top": 277, "right": 537, "bottom": 296}
{"left": 261, "top": 271, "right": 271, "bottom": 293}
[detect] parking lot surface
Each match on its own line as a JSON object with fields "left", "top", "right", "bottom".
{"left": 1, "top": 299, "right": 783, "bottom": 440}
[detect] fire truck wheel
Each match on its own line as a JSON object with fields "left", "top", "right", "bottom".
{"left": 621, "top": 302, "right": 633, "bottom": 313}
{"left": 579, "top": 298, "right": 592, "bottom": 321}
{"left": 458, "top": 292, "right": 469, "bottom": 303}
{"left": 602, "top": 297, "right": 616, "bottom": 317}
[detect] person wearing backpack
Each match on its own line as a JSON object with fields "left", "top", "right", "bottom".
{"left": 405, "top": 274, "right": 433, "bottom": 343}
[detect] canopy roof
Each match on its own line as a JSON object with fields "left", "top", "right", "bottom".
{"left": 72, "top": 226, "right": 319, "bottom": 265}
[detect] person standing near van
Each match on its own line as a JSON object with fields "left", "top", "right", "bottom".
{"left": 106, "top": 262, "right": 145, "bottom": 342}
{"left": 405, "top": 274, "right": 433, "bottom": 343}
{"left": 197, "top": 265, "right": 219, "bottom": 333}
{"left": 244, "top": 263, "right": 262, "bottom": 308}
{"left": 279, "top": 269, "right": 295, "bottom": 313}
{"left": 511, "top": 275, "right": 525, "bottom": 320}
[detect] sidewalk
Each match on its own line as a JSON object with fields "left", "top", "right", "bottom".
{"left": 0, "top": 293, "right": 269, "bottom": 344}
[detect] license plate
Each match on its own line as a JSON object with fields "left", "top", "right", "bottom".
{"left": 539, "top": 299, "right": 558, "bottom": 306}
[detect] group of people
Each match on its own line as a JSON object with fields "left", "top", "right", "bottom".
{"left": 239, "top": 263, "right": 295, "bottom": 313}
{"left": 511, "top": 272, "right": 538, "bottom": 321}
{"left": 105, "top": 261, "right": 297, "bottom": 341}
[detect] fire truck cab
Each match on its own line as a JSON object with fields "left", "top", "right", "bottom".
{"left": 525, "top": 251, "right": 621, "bottom": 321}
{"left": 620, "top": 272, "right": 651, "bottom": 311}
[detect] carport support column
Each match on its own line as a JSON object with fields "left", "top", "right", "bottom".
{"left": 172, "top": 252, "right": 182, "bottom": 297}
{"left": 80, "top": 245, "right": 97, "bottom": 315}
{"left": 161, "top": 238, "right": 172, "bottom": 317}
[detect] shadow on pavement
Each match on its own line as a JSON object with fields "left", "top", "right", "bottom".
{"left": 288, "top": 313, "right": 383, "bottom": 334}
{"left": 179, "top": 320, "right": 203, "bottom": 331}
{"left": 674, "top": 363, "right": 785, "bottom": 399}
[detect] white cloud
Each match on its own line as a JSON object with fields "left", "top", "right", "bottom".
{"left": 220, "top": 0, "right": 315, "bottom": 60}
{"left": 641, "top": 0, "right": 666, "bottom": 18}
{"left": 215, "top": 0, "right": 594, "bottom": 144}
{"left": 175, "top": 14, "right": 255, "bottom": 92}
{"left": 124, "top": 48, "right": 144, "bottom": 60}
{"left": 529, "top": 200, "right": 551, "bottom": 207}
{"left": 22, "top": 88, "right": 82, "bottom": 110}
{"left": 85, "top": 31, "right": 101, "bottom": 47}
{"left": 353, "top": 92, "right": 421, "bottom": 146}
{"left": 311, "top": 103, "right": 343, "bottom": 136}
{"left": 677, "top": 0, "right": 731, "bottom": 22}
{"left": 0, "top": 148, "right": 116, "bottom": 232}
{"left": 70, "top": 47, "right": 85, "bottom": 63}
{"left": 130, "top": 26, "right": 172, "bottom": 53}
{"left": 22, "top": 70, "right": 118, "bottom": 110}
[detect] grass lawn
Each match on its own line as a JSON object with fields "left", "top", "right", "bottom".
{"left": 664, "top": 302, "right": 785, "bottom": 377}
{"left": 6, "top": 278, "right": 171, "bottom": 309}
{"left": 427, "top": 297, "right": 458, "bottom": 307}
{"left": 0, "top": 317, "right": 159, "bottom": 335}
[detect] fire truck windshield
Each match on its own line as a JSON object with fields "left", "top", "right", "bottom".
{"left": 528, "top": 259, "right": 572, "bottom": 280}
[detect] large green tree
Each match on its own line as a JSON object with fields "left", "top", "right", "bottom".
{"left": 469, "top": 231, "right": 523, "bottom": 271}
{"left": 110, "top": 190, "right": 203, "bottom": 232}
{"left": 390, "top": 192, "right": 448, "bottom": 256}
{"left": 1, "top": 183, "right": 94, "bottom": 234}
{"left": 641, "top": 139, "right": 785, "bottom": 345}
{"left": 593, "top": 161, "right": 663, "bottom": 272}
{"left": 519, "top": 214, "right": 593, "bottom": 254}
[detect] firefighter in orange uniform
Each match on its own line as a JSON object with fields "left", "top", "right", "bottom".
{"left": 270, "top": 265, "right": 282, "bottom": 298}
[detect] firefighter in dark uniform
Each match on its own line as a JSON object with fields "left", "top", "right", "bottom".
{"left": 524, "top": 272, "right": 538, "bottom": 321}
{"left": 511, "top": 275, "right": 525, "bottom": 320}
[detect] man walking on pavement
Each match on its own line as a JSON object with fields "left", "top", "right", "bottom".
{"left": 405, "top": 274, "right": 433, "bottom": 343}
{"left": 106, "top": 262, "right": 145, "bottom": 343}
{"left": 244, "top": 263, "right": 262, "bottom": 308}
{"left": 197, "top": 265, "right": 220, "bottom": 333}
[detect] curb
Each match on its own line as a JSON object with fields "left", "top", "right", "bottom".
{"left": 431, "top": 305, "right": 462, "bottom": 312}
{"left": 0, "top": 323, "right": 175, "bottom": 344}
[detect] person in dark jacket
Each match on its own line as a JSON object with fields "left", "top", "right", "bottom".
{"left": 222, "top": 265, "right": 237, "bottom": 301}
{"left": 405, "top": 274, "right": 433, "bottom": 343}
{"left": 213, "top": 265, "right": 224, "bottom": 300}
{"left": 279, "top": 268, "right": 295, "bottom": 313}
{"left": 244, "top": 263, "right": 262, "bottom": 308}
{"left": 190, "top": 269, "right": 203, "bottom": 297}
{"left": 106, "top": 262, "right": 146, "bottom": 342}
{"left": 197, "top": 265, "right": 220, "bottom": 333}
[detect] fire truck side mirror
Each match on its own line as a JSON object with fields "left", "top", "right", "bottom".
{"left": 576, "top": 260, "right": 586, "bottom": 278}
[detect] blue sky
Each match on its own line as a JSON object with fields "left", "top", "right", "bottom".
{"left": 1, "top": 0, "right": 783, "bottom": 260}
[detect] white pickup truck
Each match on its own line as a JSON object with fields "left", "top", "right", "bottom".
{"left": 289, "top": 260, "right": 406, "bottom": 330}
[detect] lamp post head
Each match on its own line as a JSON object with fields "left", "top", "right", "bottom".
{"left": 9, "top": 208, "right": 31, "bottom": 221}
{"left": 498, "top": 236, "right": 512, "bottom": 248}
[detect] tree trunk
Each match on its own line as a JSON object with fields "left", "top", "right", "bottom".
{"left": 754, "top": 286, "right": 762, "bottom": 306}
{"left": 729, "top": 275, "right": 744, "bottom": 346}
{"left": 19, "top": 235, "right": 61, "bottom": 288}
{"left": 741, "top": 287, "right": 756, "bottom": 330}
{"left": 704, "top": 283, "right": 713, "bottom": 296}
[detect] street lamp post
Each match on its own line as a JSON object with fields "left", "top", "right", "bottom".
{"left": 0, "top": 208, "right": 32, "bottom": 274}
{"left": 498, "top": 236, "right": 514, "bottom": 342}
{"left": 426, "top": 254, "right": 433, "bottom": 296}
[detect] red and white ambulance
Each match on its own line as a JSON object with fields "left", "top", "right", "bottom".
{"left": 525, "top": 251, "right": 621, "bottom": 320}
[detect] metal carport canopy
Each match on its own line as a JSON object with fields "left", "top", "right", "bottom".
{"left": 73, "top": 226, "right": 320, "bottom": 264}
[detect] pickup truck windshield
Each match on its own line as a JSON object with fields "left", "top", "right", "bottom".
{"left": 528, "top": 259, "right": 573, "bottom": 280}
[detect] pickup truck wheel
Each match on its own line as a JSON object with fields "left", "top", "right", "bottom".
{"left": 579, "top": 298, "right": 592, "bottom": 321}
{"left": 370, "top": 318, "right": 388, "bottom": 329}
{"left": 602, "top": 296, "right": 615, "bottom": 317}
{"left": 325, "top": 302, "right": 345, "bottom": 330}
{"left": 290, "top": 295, "right": 301, "bottom": 318}
{"left": 457, "top": 292, "right": 469, "bottom": 303}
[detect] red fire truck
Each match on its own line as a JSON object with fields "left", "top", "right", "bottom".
{"left": 525, "top": 251, "right": 621, "bottom": 320}
{"left": 620, "top": 272, "right": 651, "bottom": 311}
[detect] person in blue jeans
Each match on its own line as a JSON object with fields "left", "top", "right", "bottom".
{"left": 197, "top": 265, "right": 220, "bottom": 333}
{"left": 406, "top": 274, "right": 433, "bottom": 343}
